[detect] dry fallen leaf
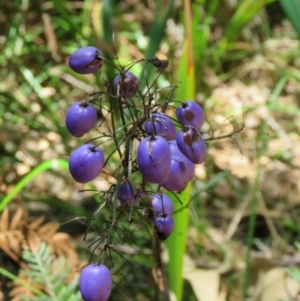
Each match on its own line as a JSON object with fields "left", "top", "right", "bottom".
{"left": 257, "top": 268, "right": 300, "bottom": 301}
{"left": 183, "top": 255, "right": 226, "bottom": 301}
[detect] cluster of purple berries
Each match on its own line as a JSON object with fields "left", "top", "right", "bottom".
{"left": 66, "top": 46, "right": 206, "bottom": 301}
{"left": 151, "top": 193, "right": 175, "bottom": 240}
{"left": 139, "top": 100, "right": 206, "bottom": 192}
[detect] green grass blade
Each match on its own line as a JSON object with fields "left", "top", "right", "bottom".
{"left": 49, "top": 0, "right": 82, "bottom": 35}
{"left": 0, "top": 267, "right": 48, "bottom": 297}
{"left": 192, "top": 0, "right": 220, "bottom": 68}
{"left": 165, "top": 184, "right": 192, "bottom": 301}
{"left": 81, "top": 0, "right": 93, "bottom": 33}
{"left": 102, "top": 0, "right": 115, "bottom": 45}
{"left": 165, "top": 1, "right": 195, "bottom": 299}
{"left": 219, "top": 0, "right": 277, "bottom": 52}
{"left": 279, "top": 0, "right": 300, "bottom": 37}
{"left": 176, "top": 41, "right": 195, "bottom": 102}
{"left": 139, "top": 0, "right": 175, "bottom": 90}
{"left": 1, "top": 158, "right": 102, "bottom": 214}
{"left": 99, "top": 0, "right": 120, "bottom": 118}
{"left": 0, "top": 159, "right": 68, "bottom": 213}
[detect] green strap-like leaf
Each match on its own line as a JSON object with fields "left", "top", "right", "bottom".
{"left": 279, "top": 0, "right": 300, "bottom": 37}
{"left": 0, "top": 159, "right": 68, "bottom": 213}
{"left": 164, "top": 0, "right": 196, "bottom": 299}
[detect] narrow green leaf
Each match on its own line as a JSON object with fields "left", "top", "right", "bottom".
{"left": 102, "top": 0, "right": 115, "bottom": 44}
{"left": 165, "top": 183, "right": 192, "bottom": 301}
{"left": 49, "top": 0, "right": 82, "bottom": 35}
{"left": 139, "top": 0, "right": 175, "bottom": 90}
{"left": 1, "top": 158, "right": 102, "bottom": 213}
{"left": 165, "top": 1, "right": 196, "bottom": 299}
{"left": 279, "top": 0, "right": 300, "bottom": 37}
{"left": 218, "top": 0, "right": 277, "bottom": 52}
{"left": 0, "top": 159, "right": 68, "bottom": 212}
{"left": 0, "top": 267, "right": 48, "bottom": 298}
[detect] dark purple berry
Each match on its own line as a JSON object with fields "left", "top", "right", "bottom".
{"left": 113, "top": 71, "right": 139, "bottom": 98}
{"left": 154, "top": 215, "right": 174, "bottom": 240}
{"left": 117, "top": 180, "right": 135, "bottom": 205}
{"left": 68, "top": 46, "right": 103, "bottom": 74}
{"left": 66, "top": 101, "right": 97, "bottom": 137}
{"left": 144, "top": 112, "right": 176, "bottom": 141}
{"left": 151, "top": 194, "right": 174, "bottom": 216}
{"left": 79, "top": 263, "right": 111, "bottom": 301}
{"left": 69, "top": 143, "right": 104, "bottom": 183}
{"left": 161, "top": 155, "right": 189, "bottom": 192}
{"left": 176, "top": 100, "right": 204, "bottom": 129}
{"left": 176, "top": 126, "right": 206, "bottom": 164}
{"left": 137, "top": 135, "right": 171, "bottom": 184}
{"left": 168, "top": 140, "right": 195, "bottom": 181}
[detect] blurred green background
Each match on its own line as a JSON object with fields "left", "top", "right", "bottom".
{"left": 1, "top": 0, "right": 300, "bottom": 300}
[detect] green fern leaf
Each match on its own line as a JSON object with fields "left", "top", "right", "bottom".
{"left": 12, "top": 242, "right": 82, "bottom": 301}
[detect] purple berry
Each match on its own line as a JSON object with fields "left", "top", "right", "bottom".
{"left": 68, "top": 46, "right": 103, "bottom": 74}
{"left": 117, "top": 180, "right": 135, "bottom": 205}
{"left": 113, "top": 71, "right": 139, "bottom": 98}
{"left": 176, "top": 100, "right": 204, "bottom": 129}
{"left": 151, "top": 194, "right": 174, "bottom": 216}
{"left": 79, "top": 263, "right": 112, "bottom": 301}
{"left": 176, "top": 126, "right": 206, "bottom": 164}
{"left": 69, "top": 143, "right": 104, "bottom": 183}
{"left": 161, "top": 155, "right": 189, "bottom": 192}
{"left": 65, "top": 101, "right": 97, "bottom": 137}
{"left": 144, "top": 112, "right": 176, "bottom": 141}
{"left": 168, "top": 140, "right": 195, "bottom": 181}
{"left": 154, "top": 215, "right": 174, "bottom": 240}
{"left": 137, "top": 135, "right": 171, "bottom": 184}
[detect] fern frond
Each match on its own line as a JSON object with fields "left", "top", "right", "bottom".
{"left": 0, "top": 207, "right": 25, "bottom": 265}
{"left": 23, "top": 218, "right": 79, "bottom": 278}
{"left": 0, "top": 207, "right": 80, "bottom": 278}
{"left": 10, "top": 242, "right": 82, "bottom": 301}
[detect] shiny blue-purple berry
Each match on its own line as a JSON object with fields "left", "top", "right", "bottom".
{"left": 79, "top": 263, "right": 111, "bottom": 301}
{"left": 66, "top": 101, "right": 97, "bottom": 137}
{"left": 137, "top": 135, "right": 171, "bottom": 184}
{"left": 168, "top": 140, "right": 195, "bottom": 181}
{"left": 113, "top": 71, "right": 139, "bottom": 98}
{"left": 176, "top": 126, "right": 206, "bottom": 164}
{"left": 144, "top": 112, "right": 176, "bottom": 141}
{"left": 69, "top": 143, "right": 104, "bottom": 183}
{"left": 161, "top": 155, "right": 189, "bottom": 192}
{"left": 154, "top": 215, "right": 174, "bottom": 240}
{"left": 117, "top": 180, "right": 135, "bottom": 205}
{"left": 151, "top": 194, "right": 174, "bottom": 216}
{"left": 176, "top": 100, "right": 204, "bottom": 130}
{"left": 68, "top": 46, "right": 103, "bottom": 74}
